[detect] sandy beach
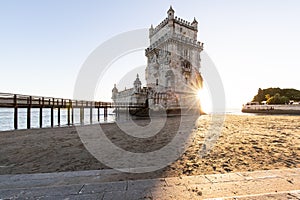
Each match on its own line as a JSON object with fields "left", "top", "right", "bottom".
{"left": 0, "top": 114, "right": 299, "bottom": 179}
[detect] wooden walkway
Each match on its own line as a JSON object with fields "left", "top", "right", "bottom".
{"left": 0, "top": 93, "right": 145, "bottom": 130}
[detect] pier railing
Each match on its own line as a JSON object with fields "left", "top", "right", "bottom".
{"left": 0, "top": 93, "right": 145, "bottom": 130}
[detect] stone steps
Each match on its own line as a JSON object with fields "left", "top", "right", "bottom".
{"left": 0, "top": 168, "right": 299, "bottom": 199}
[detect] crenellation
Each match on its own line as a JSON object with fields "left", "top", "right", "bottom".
{"left": 174, "top": 17, "right": 197, "bottom": 31}
{"left": 146, "top": 33, "right": 203, "bottom": 56}
{"left": 150, "top": 18, "right": 169, "bottom": 37}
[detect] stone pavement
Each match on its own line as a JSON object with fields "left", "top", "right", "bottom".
{"left": 0, "top": 168, "right": 299, "bottom": 199}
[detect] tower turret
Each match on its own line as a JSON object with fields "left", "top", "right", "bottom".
{"left": 191, "top": 17, "right": 198, "bottom": 30}
{"left": 112, "top": 84, "right": 118, "bottom": 100}
{"left": 133, "top": 74, "right": 142, "bottom": 93}
{"left": 149, "top": 24, "right": 154, "bottom": 38}
{"left": 167, "top": 6, "right": 174, "bottom": 20}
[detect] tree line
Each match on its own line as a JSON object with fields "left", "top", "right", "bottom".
{"left": 252, "top": 87, "right": 300, "bottom": 105}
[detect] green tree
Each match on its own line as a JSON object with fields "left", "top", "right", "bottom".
{"left": 265, "top": 94, "right": 271, "bottom": 101}
{"left": 252, "top": 88, "right": 265, "bottom": 103}
{"left": 266, "top": 93, "right": 290, "bottom": 105}
{"left": 252, "top": 87, "right": 300, "bottom": 103}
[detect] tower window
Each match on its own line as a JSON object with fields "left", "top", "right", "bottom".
{"left": 184, "top": 49, "right": 188, "bottom": 57}
{"left": 156, "top": 79, "right": 158, "bottom": 85}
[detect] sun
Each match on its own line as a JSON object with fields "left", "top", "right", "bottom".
{"left": 197, "top": 90, "right": 202, "bottom": 100}
{"left": 196, "top": 87, "right": 213, "bottom": 114}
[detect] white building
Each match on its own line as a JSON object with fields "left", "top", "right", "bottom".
{"left": 112, "top": 6, "right": 203, "bottom": 115}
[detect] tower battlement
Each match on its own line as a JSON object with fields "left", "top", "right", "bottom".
{"left": 174, "top": 16, "right": 198, "bottom": 30}
{"left": 145, "top": 32, "right": 204, "bottom": 56}
{"left": 150, "top": 18, "right": 168, "bottom": 37}
{"left": 149, "top": 6, "right": 198, "bottom": 42}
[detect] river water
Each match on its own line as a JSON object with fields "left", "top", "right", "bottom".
{"left": 0, "top": 108, "right": 115, "bottom": 131}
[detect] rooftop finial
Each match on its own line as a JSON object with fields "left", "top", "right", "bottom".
{"left": 192, "top": 17, "right": 198, "bottom": 24}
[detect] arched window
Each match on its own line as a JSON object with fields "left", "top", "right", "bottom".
{"left": 182, "top": 60, "right": 191, "bottom": 72}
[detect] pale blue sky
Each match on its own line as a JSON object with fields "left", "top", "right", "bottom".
{"left": 0, "top": 0, "right": 299, "bottom": 109}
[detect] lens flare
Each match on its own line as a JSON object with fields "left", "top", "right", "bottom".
{"left": 197, "top": 90, "right": 202, "bottom": 100}
{"left": 197, "top": 87, "right": 212, "bottom": 114}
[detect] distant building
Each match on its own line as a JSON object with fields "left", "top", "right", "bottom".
{"left": 112, "top": 6, "right": 204, "bottom": 114}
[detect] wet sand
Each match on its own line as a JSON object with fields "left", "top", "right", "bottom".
{"left": 0, "top": 115, "right": 299, "bottom": 179}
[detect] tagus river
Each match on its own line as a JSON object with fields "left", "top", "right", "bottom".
{"left": 0, "top": 108, "right": 115, "bottom": 131}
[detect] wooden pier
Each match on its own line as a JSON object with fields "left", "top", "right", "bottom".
{"left": 0, "top": 93, "right": 145, "bottom": 130}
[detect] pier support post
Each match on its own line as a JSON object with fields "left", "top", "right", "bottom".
{"left": 13, "top": 95, "right": 18, "bottom": 130}
{"left": 27, "top": 96, "right": 32, "bottom": 129}
{"left": 39, "top": 107, "right": 43, "bottom": 128}
{"left": 116, "top": 107, "right": 119, "bottom": 119}
{"left": 67, "top": 100, "right": 71, "bottom": 126}
{"left": 104, "top": 107, "right": 108, "bottom": 120}
{"left": 57, "top": 107, "right": 61, "bottom": 126}
{"left": 39, "top": 97, "right": 44, "bottom": 128}
{"left": 51, "top": 98, "right": 54, "bottom": 127}
{"left": 80, "top": 107, "right": 84, "bottom": 125}
{"left": 71, "top": 108, "right": 74, "bottom": 125}
{"left": 50, "top": 107, "right": 54, "bottom": 127}
{"left": 97, "top": 107, "right": 100, "bottom": 122}
{"left": 90, "top": 107, "right": 93, "bottom": 124}
{"left": 67, "top": 107, "right": 70, "bottom": 126}
{"left": 14, "top": 107, "right": 18, "bottom": 130}
{"left": 27, "top": 108, "right": 31, "bottom": 129}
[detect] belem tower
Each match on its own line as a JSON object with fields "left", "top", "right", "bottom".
{"left": 112, "top": 6, "right": 204, "bottom": 115}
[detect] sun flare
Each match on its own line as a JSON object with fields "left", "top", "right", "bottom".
{"left": 196, "top": 87, "right": 213, "bottom": 114}
{"left": 197, "top": 90, "right": 202, "bottom": 100}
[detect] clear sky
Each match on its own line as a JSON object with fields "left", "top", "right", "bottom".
{"left": 0, "top": 0, "right": 299, "bottom": 110}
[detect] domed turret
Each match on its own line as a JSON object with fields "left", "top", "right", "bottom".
{"left": 112, "top": 84, "right": 118, "bottom": 99}
{"left": 149, "top": 24, "right": 154, "bottom": 37}
{"left": 167, "top": 6, "right": 174, "bottom": 20}
{"left": 133, "top": 74, "right": 142, "bottom": 93}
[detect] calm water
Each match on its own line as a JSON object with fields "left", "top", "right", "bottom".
{"left": 0, "top": 108, "right": 115, "bottom": 131}
{"left": 0, "top": 107, "right": 252, "bottom": 132}
{"left": 205, "top": 108, "right": 251, "bottom": 115}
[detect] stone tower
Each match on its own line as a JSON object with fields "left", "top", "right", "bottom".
{"left": 145, "top": 6, "right": 203, "bottom": 109}
{"left": 112, "top": 6, "right": 204, "bottom": 114}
